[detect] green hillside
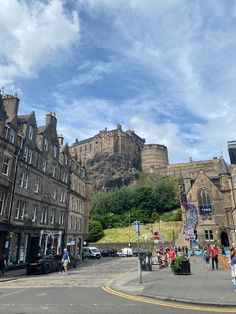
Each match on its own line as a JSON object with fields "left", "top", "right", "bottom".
{"left": 97, "top": 221, "right": 183, "bottom": 243}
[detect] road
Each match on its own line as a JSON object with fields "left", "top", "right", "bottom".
{"left": 0, "top": 257, "right": 231, "bottom": 314}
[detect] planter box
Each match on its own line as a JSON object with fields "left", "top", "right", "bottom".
{"left": 174, "top": 260, "right": 191, "bottom": 275}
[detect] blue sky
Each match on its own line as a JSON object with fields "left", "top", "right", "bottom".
{"left": 1, "top": 0, "right": 236, "bottom": 163}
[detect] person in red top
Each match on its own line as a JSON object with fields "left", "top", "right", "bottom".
{"left": 168, "top": 248, "right": 176, "bottom": 267}
{"left": 210, "top": 244, "right": 219, "bottom": 270}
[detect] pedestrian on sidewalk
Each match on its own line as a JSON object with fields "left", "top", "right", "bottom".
{"left": 202, "top": 247, "right": 210, "bottom": 269}
{"left": 210, "top": 244, "right": 219, "bottom": 270}
{"left": 0, "top": 254, "right": 6, "bottom": 277}
{"left": 230, "top": 248, "right": 236, "bottom": 292}
{"left": 62, "top": 248, "right": 70, "bottom": 275}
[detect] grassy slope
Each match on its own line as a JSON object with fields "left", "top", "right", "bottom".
{"left": 97, "top": 221, "right": 183, "bottom": 243}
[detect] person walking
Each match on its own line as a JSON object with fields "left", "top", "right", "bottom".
{"left": 210, "top": 244, "right": 219, "bottom": 270}
{"left": 202, "top": 247, "right": 210, "bottom": 269}
{"left": 0, "top": 254, "right": 6, "bottom": 277}
{"left": 230, "top": 248, "right": 236, "bottom": 292}
{"left": 62, "top": 248, "right": 70, "bottom": 275}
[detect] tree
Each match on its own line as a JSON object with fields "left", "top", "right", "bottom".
{"left": 87, "top": 219, "right": 104, "bottom": 242}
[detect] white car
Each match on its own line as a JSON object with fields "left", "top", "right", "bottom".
{"left": 116, "top": 249, "right": 125, "bottom": 257}
{"left": 116, "top": 248, "right": 133, "bottom": 257}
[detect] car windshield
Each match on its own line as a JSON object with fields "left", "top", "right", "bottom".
{"left": 91, "top": 249, "right": 98, "bottom": 253}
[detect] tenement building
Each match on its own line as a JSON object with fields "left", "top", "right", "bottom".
{"left": 0, "top": 94, "right": 91, "bottom": 268}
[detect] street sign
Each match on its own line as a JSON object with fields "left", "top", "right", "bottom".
{"left": 132, "top": 221, "right": 143, "bottom": 235}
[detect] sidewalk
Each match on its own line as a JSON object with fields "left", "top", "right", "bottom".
{"left": 112, "top": 256, "right": 236, "bottom": 307}
{"left": 0, "top": 268, "right": 26, "bottom": 282}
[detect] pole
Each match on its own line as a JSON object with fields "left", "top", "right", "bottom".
{"left": 137, "top": 221, "right": 142, "bottom": 284}
{"left": 128, "top": 210, "right": 131, "bottom": 247}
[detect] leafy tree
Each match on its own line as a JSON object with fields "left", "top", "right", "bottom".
{"left": 87, "top": 219, "right": 104, "bottom": 242}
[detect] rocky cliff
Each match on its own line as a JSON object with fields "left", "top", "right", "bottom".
{"left": 85, "top": 153, "right": 141, "bottom": 192}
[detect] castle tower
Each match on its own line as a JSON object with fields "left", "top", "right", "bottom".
{"left": 141, "top": 144, "right": 169, "bottom": 173}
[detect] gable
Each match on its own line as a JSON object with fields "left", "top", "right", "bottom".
{"left": 186, "top": 171, "right": 224, "bottom": 201}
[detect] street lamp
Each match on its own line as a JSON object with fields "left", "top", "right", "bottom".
{"left": 132, "top": 220, "right": 143, "bottom": 284}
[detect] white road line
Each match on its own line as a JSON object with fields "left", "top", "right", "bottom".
{"left": 0, "top": 289, "right": 26, "bottom": 298}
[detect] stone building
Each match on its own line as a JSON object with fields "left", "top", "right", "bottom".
{"left": 178, "top": 157, "right": 236, "bottom": 248}
{"left": 0, "top": 94, "right": 19, "bottom": 259}
{"left": 0, "top": 94, "right": 91, "bottom": 268}
{"left": 66, "top": 156, "right": 92, "bottom": 259}
{"left": 70, "top": 124, "right": 145, "bottom": 166}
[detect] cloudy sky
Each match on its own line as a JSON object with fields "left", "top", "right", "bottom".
{"left": 1, "top": 0, "right": 236, "bottom": 163}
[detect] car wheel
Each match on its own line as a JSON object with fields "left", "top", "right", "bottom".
{"left": 26, "top": 269, "right": 31, "bottom": 275}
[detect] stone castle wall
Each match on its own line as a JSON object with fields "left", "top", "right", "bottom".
{"left": 141, "top": 144, "right": 169, "bottom": 172}
{"left": 69, "top": 124, "right": 145, "bottom": 166}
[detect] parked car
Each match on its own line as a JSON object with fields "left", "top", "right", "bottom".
{"left": 26, "top": 254, "right": 59, "bottom": 275}
{"left": 133, "top": 248, "right": 148, "bottom": 257}
{"left": 55, "top": 253, "right": 78, "bottom": 269}
{"left": 82, "top": 247, "right": 101, "bottom": 259}
{"left": 116, "top": 249, "right": 125, "bottom": 257}
{"left": 116, "top": 248, "right": 133, "bottom": 257}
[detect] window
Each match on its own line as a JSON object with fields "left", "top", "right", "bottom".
{"left": 15, "top": 201, "right": 26, "bottom": 220}
{"left": 70, "top": 216, "right": 73, "bottom": 230}
{"left": 34, "top": 179, "right": 40, "bottom": 193}
{"left": 0, "top": 190, "right": 6, "bottom": 215}
{"left": 74, "top": 218, "right": 77, "bottom": 231}
{"left": 42, "top": 159, "right": 47, "bottom": 172}
{"left": 28, "top": 125, "right": 34, "bottom": 140}
{"left": 28, "top": 149, "right": 33, "bottom": 164}
{"left": 53, "top": 187, "right": 57, "bottom": 200}
{"left": 41, "top": 208, "right": 48, "bottom": 223}
{"left": 59, "top": 211, "right": 64, "bottom": 225}
{"left": 79, "top": 218, "right": 82, "bottom": 231}
{"left": 64, "top": 154, "right": 68, "bottom": 165}
{"left": 205, "top": 230, "right": 213, "bottom": 241}
{"left": 32, "top": 204, "right": 37, "bottom": 222}
{"left": 198, "top": 190, "right": 212, "bottom": 215}
{"left": 44, "top": 138, "right": 48, "bottom": 151}
{"left": 9, "top": 128, "right": 15, "bottom": 143}
{"left": 2, "top": 155, "right": 10, "bottom": 176}
{"left": 53, "top": 145, "right": 57, "bottom": 157}
{"left": 52, "top": 166, "right": 56, "bottom": 178}
{"left": 51, "top": 209, "right": 55, "bottom": 224}
{"left": 19, "top": 172, "right": 28, "bottom": 189}
{"left": 23, "top": 147, "right": 33, "bottom": 164}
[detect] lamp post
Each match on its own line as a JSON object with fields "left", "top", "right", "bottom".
{"left": 132, "top": 220, "right": 143, "bottom": 284}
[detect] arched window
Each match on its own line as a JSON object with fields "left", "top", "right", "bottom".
{"left": 198, "top": 190, "right": 212, "bottom": 215}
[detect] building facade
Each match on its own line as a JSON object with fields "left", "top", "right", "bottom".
{"left": 0, "top": 94, "right": 91, "bottom": 268}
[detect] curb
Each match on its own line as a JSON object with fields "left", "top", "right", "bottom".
{"left": 139, "top": 293, "right": 236, "bottom": 307}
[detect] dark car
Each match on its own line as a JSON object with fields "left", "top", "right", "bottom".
{"left": 133, "top": 248, "right": 148, "bottom": 257}
{"left": 55, "top": 254, "right": 78, "bottom": 269}
{"left": 26, "top": 254, "right": 59, "bottom": 275}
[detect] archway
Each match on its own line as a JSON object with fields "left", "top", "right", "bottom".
{"left": 220, "top": 231, "right": 229, "bottom": 247}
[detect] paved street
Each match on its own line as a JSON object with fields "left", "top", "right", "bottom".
{"left": 0, "top": 257, "right": 235, "bottom": 314}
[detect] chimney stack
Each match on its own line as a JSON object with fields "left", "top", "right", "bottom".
{"left": 58, "top": 134, "right": 64, "bottom": 145}
{"left": 2, "top": 94, "right": 19, "bottom": 121}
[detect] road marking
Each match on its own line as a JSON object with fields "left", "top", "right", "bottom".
{"left": 102, "top": 278, "right": 236, "bottom": 313}
{"left": 0, "top": 289, "right": 26, "bottom": 298}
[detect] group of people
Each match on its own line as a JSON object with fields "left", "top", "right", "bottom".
{"left": 156, "top": 245, "right": 189, "bottom": 268}
{"left": 202, "top": 244, "right": 219, "bottom": 270}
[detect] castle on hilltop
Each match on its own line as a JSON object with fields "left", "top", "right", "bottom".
{"left": 70, "top": 124, "right": 236, "bottom": 249}
{"left": 70, "top": 124, "right": 169, "bottom": 172}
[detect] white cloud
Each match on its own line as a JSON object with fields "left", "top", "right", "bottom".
{"left": 0, "top": 0, "right": 80, "bottom": 84}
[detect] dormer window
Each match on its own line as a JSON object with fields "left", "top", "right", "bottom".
{"left": 28, "top": 125, "right": 34, "bottom": 140}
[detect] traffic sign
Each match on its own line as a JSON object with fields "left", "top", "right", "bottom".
{"left": 132, "top": 221, "right": 143, "bottom": 235}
